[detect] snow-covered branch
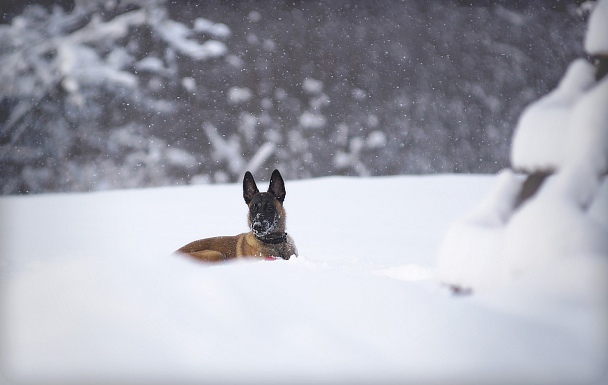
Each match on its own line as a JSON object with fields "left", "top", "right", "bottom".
{"left": 0, "top": 0, "right": 231, "bottom": 193}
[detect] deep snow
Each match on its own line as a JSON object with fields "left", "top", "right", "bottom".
{"left": 1, "top": 174, "right": 607, "bottom": 385}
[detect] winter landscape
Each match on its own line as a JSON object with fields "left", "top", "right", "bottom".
{"left": 0, "top": 0, "right": 586, "bottom": 193}
{"left": 1, "top": 0, "right": 608, "bottom": 384}
{"left": 1, "top": 172, "right": 606, "bottom": 385}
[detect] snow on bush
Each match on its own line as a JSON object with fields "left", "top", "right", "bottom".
{"left": 0, "top": 1, "right": 587, "bottom": 194}
{"left": 302, "top": 77, "right": 324, "bottom": 94}
{"left": 193, "top": 17, "right": 231, "bottom": 38}
{"left": 510, "top": 59, "right": 596, "bottom": 172}
{"left": 298, "top": 111, "right": 327, "bottom": 129}
{"left": 438, "top": 0, "right": 608, "bottom": 292}
{"left": 334, "top": 130, "right": 388, "bottom": 176}
{"left": 0, "top": 0, "right": 228, "bottom": 193}
{"left": 156, "top": 19, "right": 226, "bottom": 60}
{"left": 203, "top": 124, "right": 275, "bottom": 182}
{"left": 228, "top": 87, "right": 253, "bottom": 105}
{"left": 585, "top": 0, "right": 608, "bottom": 55}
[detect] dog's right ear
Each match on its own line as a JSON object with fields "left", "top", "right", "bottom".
{"left": 268, "top": 169, "right": 286, "bottom": 203}
{"left": 243, "top": 171, "right": 259, "bottom": 204}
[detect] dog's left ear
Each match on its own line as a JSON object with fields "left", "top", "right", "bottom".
{"left": 243, "top": 171, "right": 259, "bottom": 204}
{"left": 268, "top": 169, "right": 286, "bottom": 203}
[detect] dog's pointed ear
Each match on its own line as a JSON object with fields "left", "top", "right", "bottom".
{"left": 243, "top": 171, "right": 259, "bottom": 204}
{"left": 268, "top": 169, "right": 286, "bottom": 203}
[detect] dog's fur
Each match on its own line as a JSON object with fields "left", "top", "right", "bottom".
{"left": 175, "top": 170, "right": 297, "bottom": 262}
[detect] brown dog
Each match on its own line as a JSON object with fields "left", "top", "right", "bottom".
{"left": 175, "top": 169, "right": 297, "bottom": 262}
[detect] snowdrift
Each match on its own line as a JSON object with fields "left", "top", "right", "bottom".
{"left": 1, "top": 174, "right": 607, "bottom": 385}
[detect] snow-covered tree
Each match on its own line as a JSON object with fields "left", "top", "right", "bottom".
{"left": 437, "top": 0, "right": 608, "bottom": 292}
{"left": 0, "top": 0, "right": 229, "bottom": 193}
{"left": 0, "top": 0, "right": 587, "bottom": 194}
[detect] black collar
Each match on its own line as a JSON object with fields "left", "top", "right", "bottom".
{"left": 256, "top": 232, "right": 288, "bottom": 245}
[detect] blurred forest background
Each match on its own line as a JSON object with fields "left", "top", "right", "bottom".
{"left": 0, "top": 0, "right": 588, "bottom": 194}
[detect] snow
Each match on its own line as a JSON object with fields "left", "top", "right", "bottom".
{"left": 441, "top": 44, "right": 608, "bottom": 293}
{"left": 439, "top": 169, "right": 608, "bottom": 289}
{"left": 68, "top": 11, "right": 146, "bottom": 44}
{"left": 510, "top": 59, "right": 596, "bottom": 172}
{"left": 193, "top": 18, "right": 231, "bottom": 39}
{"left": 202, "top": 124, "right": 276, "bottom": 180}
{"left": 585, "top": 0, "right": 608, "bottom": 55}
{"left": 58, "top": 43, "right": 138, "bottom": 97}
{"left": 299, "top": 111, "right": 327, "bottom": 129}
{"left": 181, "top": 76, "right": 196, "bottom": 92}
{"left": 334, "top": 131, "right": 389, "bottom": 176}
{"left": 203, "top": 124, "right": 244, "bottom": 176}
{"left": 245, "top": 142, "right": 276, "bottom": 176}
{"left": 436, "top": 7, "right": 608, "bottom": 380}
{"left": 157, "top": 19, "right": 227, "bottom": 61}
{"left": 303, "top": 78, "right": 324, "bottom": 94}
{"left": 135, "top": 56, "right": 167, "bottom": 74}
{"left": 1, "top": 174, "right": 607, "bottom": 385}
{"left": 1, "top": 2, "right": 607, "bottom": 383}
{"left": 165, "top": 147, "right": 198, "bottom": 170}
{"left": 352, "top": 88, "right": 367, "bottom": 100}
{"left": 366, "top": 130, "right": 387, "bottom": 149}
{"left": 228, "top": 86, "right": 253, "bottom": 104}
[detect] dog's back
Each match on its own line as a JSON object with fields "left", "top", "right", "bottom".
{"left": 177, "top": 235, "right": 241, "bottom": 261}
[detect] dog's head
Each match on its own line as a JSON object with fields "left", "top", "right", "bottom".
{"left": 243, "top": 169, "right": 287, "bottom": 239}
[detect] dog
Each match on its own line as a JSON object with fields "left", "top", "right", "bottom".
{"left": 175, "top": 169, "right": 297, "bottom": 262}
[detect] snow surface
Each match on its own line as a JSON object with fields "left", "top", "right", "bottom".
{"left": 1, "top": 175, "right": 607, "bottom": 385}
